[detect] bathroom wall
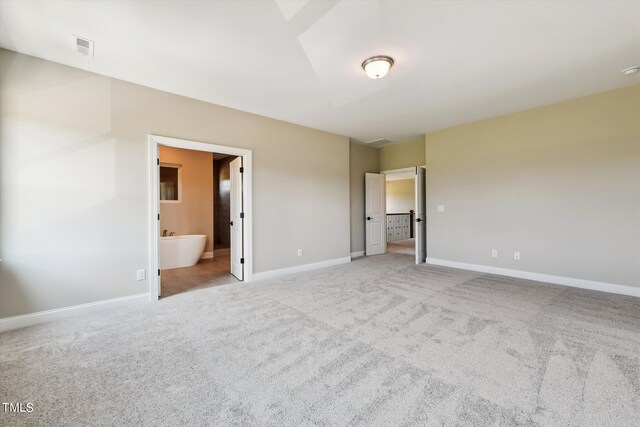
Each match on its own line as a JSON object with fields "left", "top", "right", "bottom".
{"left": 386, "top": 179, "right": 414, "bottom": 213}
{"left": 159, "top": 146, "right": 214, "bottom": 254}
{"left": 213, "top": 156, "right": 236, "bottom": 250}
{"left": 0, "top": 48, "right": 350, "bottom": 318}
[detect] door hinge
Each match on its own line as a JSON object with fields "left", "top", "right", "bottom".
{"left": 157, "top": 213, "right": 160, "bottom": 220}
{"left": 157, "top": 158, "right": 160, "bottom": 165}
{"left": 158, "top": 269, "right": 160, "bottom": 276}
{"left": 239, "top": 166, "right": 244, "bottom": 173}
{"left": 240, "top": 212, "right": 244, "bottom": 219}
{"left": 240, "top": 258, "right": 245, "bottom": 264}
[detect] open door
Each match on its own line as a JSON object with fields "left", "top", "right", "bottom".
{"left": 230, "top": 157, "right": 244, "bottom": 280}
{"left": 156, "top": 156, "right": 162, "bottom": 297}
{"left": 415, "top": 167, "right": 426, "bottom": 263}
{"left": 365, "top": 173, "right": 386, "bottom": 256}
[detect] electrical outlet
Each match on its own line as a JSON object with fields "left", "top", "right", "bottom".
{"left": 514, "top": 251, "right": 520, "bottom": 260}
{"left": 297, "top": 249, "right": 303, "bottom": 257}
{"left": 491, "top": 249, "right": 498, "bottom": 258}
{"left": 136, "top": 269, "right": 146, "bottom": 281}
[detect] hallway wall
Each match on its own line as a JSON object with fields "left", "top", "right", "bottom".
{"left": 379, "top": 138, "right": 425, "bottom": 170}
{"left": 386, "top": 179, "right": 414, "bottom": 213}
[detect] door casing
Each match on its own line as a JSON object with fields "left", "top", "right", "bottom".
{"left": 148, "top": 135, "right": 253, "bottom": 301}
{"left": 380, "top": 166, "right": 427, "bottom": 264}
{"left": 229, "top": 156, "right": 244, "bottom": 280}
{"left": 415, "top": 166, "right": 426, "bottom": 264}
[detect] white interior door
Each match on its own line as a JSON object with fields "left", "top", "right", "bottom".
{"left": 157, "top": 156, "right": 162, "bottom": 297}
{"left": 415, "top": 167, "right": 426, "bottom": 264}
{"left": 230, "top": 157, "right": 244, "bottom": 280}
{"left": 365, "top": 173, "right": 386, "bottom": 256}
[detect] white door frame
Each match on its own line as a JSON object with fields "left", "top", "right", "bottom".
{"left": 415, "top": 166, "right": 427, "bottom": 264}
{"left": 148, "top": 135, "right": 253, "bottom": 301}
{"left": 380, "top": 166, "right": 425, "bottom": 176}
{"left": 229, "top": 156, "right": 244, "bottom": 281}
{"left": 381, "top": 166, "right": 427, "bottom": 262}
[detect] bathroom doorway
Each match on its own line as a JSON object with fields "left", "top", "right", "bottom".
{"left": 149, "top": 135, "right": 253, "bottom": 300}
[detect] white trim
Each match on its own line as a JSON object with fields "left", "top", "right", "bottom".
{"left": 252, "top": 257, "right": 351, "bottom": 281}
{"left": 0, "top": 294, "right": 149, "bottom": 333}
{"left": 200, "top": 251, "right": 213, "bottom": 260}
{"left": 425, "top": 258, "right": 640, "bottom": 297}
{"left": 351, "top": 251, "right": 365, "bottom": 258}
{"left": 149, "top": 139, "right": 160, "bottom": 298}
{"left": 152, "top": 135, "right": 252, "bottom": 157}
{"left": 380, "top": 166, "right": 425, "bottom": 175}
{"left": 149, "top": 135, "right": 253, "bottom": 303}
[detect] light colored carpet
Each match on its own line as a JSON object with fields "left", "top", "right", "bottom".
{"left": 1, "top": 253, "right": 638, "bottom": 426}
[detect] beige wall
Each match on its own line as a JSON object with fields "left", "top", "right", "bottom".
{"left": 0, "top": 49, "right": 350, "bottom": 318}
{"left": 379, "top": 138, "right": 425, "bottom": 170}
{"left": 426, "top": 85, "right": 640, "bottom": 287}
{"left": 386, "top": 179, "right": 414, "bottom": 213}
{"left": 159, "top": 146, "right": 214, "bottom": 253}
{"left": 349, "top": 141, "right": 380, "bottom": 254}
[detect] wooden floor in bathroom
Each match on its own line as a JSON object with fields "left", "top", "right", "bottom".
{"left": 161, "top": 255, "right": 239, "bottom": 298}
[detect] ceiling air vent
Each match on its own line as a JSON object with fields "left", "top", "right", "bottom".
{"left": 73, "top": 35, "right": 94, "bottom": 57}
{"left": 364, "top": 138, "right": 393, "bottom": 148}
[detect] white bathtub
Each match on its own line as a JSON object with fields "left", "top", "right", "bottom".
{"left": 160, "top": 234, "right": 206, "bottom": 270}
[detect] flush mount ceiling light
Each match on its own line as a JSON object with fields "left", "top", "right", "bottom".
{"left": 362, "top": 55, "right": 394, "bottom": 79}
{"left": 622, "top": 66, "right": 640, "bottom": 75}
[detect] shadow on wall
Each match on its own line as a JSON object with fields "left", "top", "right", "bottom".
{"left": 0, "top": 264, "right": 27, "bottom": 319}
{"left": 0, "top": 50, "right": 147, "bottom": 318}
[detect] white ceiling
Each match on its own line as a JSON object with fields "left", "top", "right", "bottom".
{"left": 1, "top": 0, "right": 639, "bottom": 144}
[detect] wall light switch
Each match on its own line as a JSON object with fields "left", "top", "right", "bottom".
{"left": 297, "top": 249, "right": 303, "bottom": 257}
{"left": 136, "top": 269, "right": 146, "bottom": 281}
{"left": 492, "top": 249, "right": 498, "bottom": 258}
{"left": 437, "top": 205, "right": 445, "bottom": 212}
{"left": 514, "top": 251, "right": 520, "bottom": 260}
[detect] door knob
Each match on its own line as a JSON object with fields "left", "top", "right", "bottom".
{"left": 367, "top": 216, "right": 372, "bottom": 220}
{"left": 230, "top": 221, "right": 233, "bottom": 226}
{"left": 416, "top": 218, "right": 422, "bottom": 222}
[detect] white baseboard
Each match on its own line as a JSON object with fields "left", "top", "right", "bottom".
{"left": 0, "top": 293, "right": 149, "bottom": 333}
{"left": 214, "top": 248, "right": 230, "bottom": 257}
{"left": 350, "top": 251, "right": 365, "bottom": 258}
{"left": 425, "top": 258, "right": 639, "bottom": 298}
{"left": 200, "top": 251, "right": 213, "bottom": 259}
{"left": 252, "top": 257, "right": 351, "bottom": 281}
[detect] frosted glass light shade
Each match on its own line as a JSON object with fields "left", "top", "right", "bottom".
{"left": 362, "top": 56, "right": 394, "bottom": 79}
